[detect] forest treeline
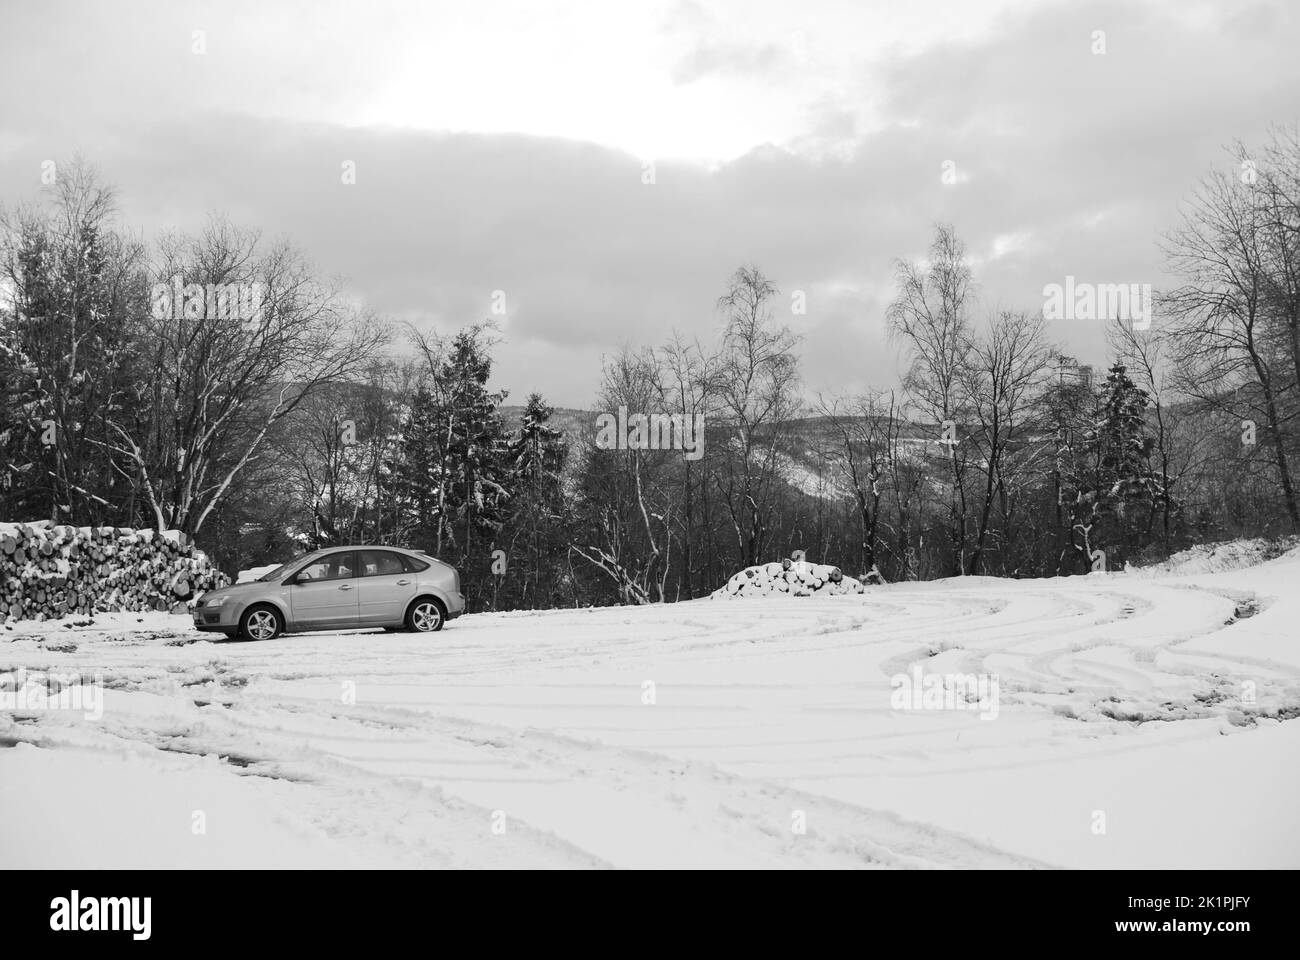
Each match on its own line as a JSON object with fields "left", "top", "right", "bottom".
{"left": 2, "top": 126, "right": 1298, "bottom": 610}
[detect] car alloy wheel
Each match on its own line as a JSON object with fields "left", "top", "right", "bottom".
{"left": 409, "top": 600, "right": 444, "bottom": 632}
{"left": 243, "top": 607, "right": 280, "bottom": 641}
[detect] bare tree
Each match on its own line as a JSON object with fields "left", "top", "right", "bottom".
{"left": 713, "top": 265, "right": 801, "bottom": 567}
{"left": 104, "top": 217, "right": 389, "bottom": 537}
{"left": 888, "top": 224, "right": 976, "bottom": 574}
{"left": 658, "top": 331, "right": 718, "bottom": 597}
{"left": 815, "top": 390, "right": 895, "bottom": 578}
{"left": 961, "top": 310, "right": 1054, "bottom": 574}
{"left": 287, "top": 360, "right": 412, "bottom": 546}
{"left": 1161, "top": 143, "right": 1300, "bottom": 527}
{"left": 573, "top": 347, "right": 675, "bottom": 604}
{"left": 1106, "top": 318, "right": 1191, "bottom": 552}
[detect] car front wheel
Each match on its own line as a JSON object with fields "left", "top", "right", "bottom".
{"left": 240, "top": 605, "right": 283, "bottom": 641}
{"left": 406, "top": 598, "right": 446, "bottom": 633}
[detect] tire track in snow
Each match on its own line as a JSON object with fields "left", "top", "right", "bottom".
{"left": 5, "top": 568, "right": 1300, "bottom": 867}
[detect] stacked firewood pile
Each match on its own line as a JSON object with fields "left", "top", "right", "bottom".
{"left": 0, "top": 521, "right": 229, "bottom": 621}
{"left": 712, "top": 558, "right": 869, "bottom": 598}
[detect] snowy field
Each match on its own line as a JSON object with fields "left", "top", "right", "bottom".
{"left": 3, "top": 547, "right": 1299, "bottom": 869}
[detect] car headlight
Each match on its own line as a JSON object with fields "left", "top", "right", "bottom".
{"left": 204, "top": 594, "right": 231, "bottom": 607}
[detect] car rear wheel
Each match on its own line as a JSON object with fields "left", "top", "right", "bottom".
{"left": 239, "top": 605, "right": 283, "bottom": 641}
{"left": 406, "top": 597, "right": 446, "bottom": 633}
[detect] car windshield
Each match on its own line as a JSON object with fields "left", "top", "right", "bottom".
{"left": 258, "top": 551, "right": 323, "bottom": 582}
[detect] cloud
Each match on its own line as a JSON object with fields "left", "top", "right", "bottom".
{"left": 1, "top": 0, "right": 1297, "bottom": 408}
{"left": 670, "top": 39, "right": 791, "bottom": 85}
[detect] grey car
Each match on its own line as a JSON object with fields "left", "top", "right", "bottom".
{"left": 192, "top": 546, "right": 466, "bottom": 640}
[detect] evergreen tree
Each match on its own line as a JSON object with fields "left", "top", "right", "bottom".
{"left": 0, "top": 169, "right": 142, "bottom": 526}
{"left": 385, "top": 384, "right": 443, "bottom": 549}
{"left": 439, "top": 330, "right": 511, "bottom": 567}
{"left": 1063, "top": 363, "right": 1167, "bottom": 569}
{"left": 385, "top": 327, "right": 512, "bottom": 606}
{"left": 1043, "top": 359, "right": 1097, "bottom": 574}
{"left": 497, "top": 393, "right": 569, "bottom": 609}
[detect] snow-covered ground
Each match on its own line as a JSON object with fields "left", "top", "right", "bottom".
{"left": 3, "top": 547, "right": 1299, "bottom": 869}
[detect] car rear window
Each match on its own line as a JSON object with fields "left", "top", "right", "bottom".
{"left": 358, "top": 550, "right": 407, "bottom": 577}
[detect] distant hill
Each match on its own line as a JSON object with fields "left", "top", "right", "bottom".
{"left": 498, "top": 405, "right": 901, "bottom": 501}
{"left": 499, "top": 406, "right": 1106, "bottom": 504}
{"left": 499, "top": 405, "right": 594, "bottom": 439}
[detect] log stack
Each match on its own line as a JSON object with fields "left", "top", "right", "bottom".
{"left": 711, "top": 557, "right": 868, "bottom": 598}
{"left": 0, "top": 521, "right": 229, "bottom": 622}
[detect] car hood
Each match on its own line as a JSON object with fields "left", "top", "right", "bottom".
{"left": 203, "top": 580, "right": 276, "bottom": 598}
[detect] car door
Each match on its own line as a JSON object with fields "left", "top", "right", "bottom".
{"left": 289, "top": 550, "right": 360, "bottom": 629}
{"left": 355, "top": 550, "right": 419, "bottom": 625}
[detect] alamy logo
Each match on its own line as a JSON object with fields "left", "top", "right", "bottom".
{"left": 1042, "top": 276, "right": 1152, "bottom": 330}
{"left": 0, "top": 668, "right": 102, "bottom": 720}
{"left": 50, "top": 891, "right": 151, "bottom": 940}
{"left": 150, "top": 274, "right": 265, "bottom": 322}
{"left": 890, "top": 666, "right": 1000, "bottom": 720}
{"left": 594, "top": 405, "right": 705, "bottom": 461}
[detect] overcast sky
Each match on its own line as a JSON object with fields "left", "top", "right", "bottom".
{"left": 1, "top": 0, "right": 1297, "bottom": 407}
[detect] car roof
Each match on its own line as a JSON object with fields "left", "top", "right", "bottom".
{"left": 313, "top": 545, "right": 426, "bottom": 556}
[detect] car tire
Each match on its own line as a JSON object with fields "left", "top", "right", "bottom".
{"left": 405, "top": 597, "right": 446, "bottom": 633}
{"left": 239, "top": 604, "right": 283, "bottom": 641}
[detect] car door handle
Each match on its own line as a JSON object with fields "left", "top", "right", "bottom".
{"left": 338, "top": 583, "right": 352, "bottom": 590}
{"left": 396, "top": 579, "right": 411, "bottom": 585}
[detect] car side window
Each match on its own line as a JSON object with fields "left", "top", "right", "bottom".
{"left": 358, "top": 550, "right": 407, "bottom": 577}
{"left": 299, "top": 552, "right": 356, "bottom": 581}
{"left": 296, "top": 561, "right": 328, "bottom": 581}
{"left": 329, "top": 552, "right": 356, "bottom": 579}
{"left": 401, "top": 554, "right": 430, "bottom": 572}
